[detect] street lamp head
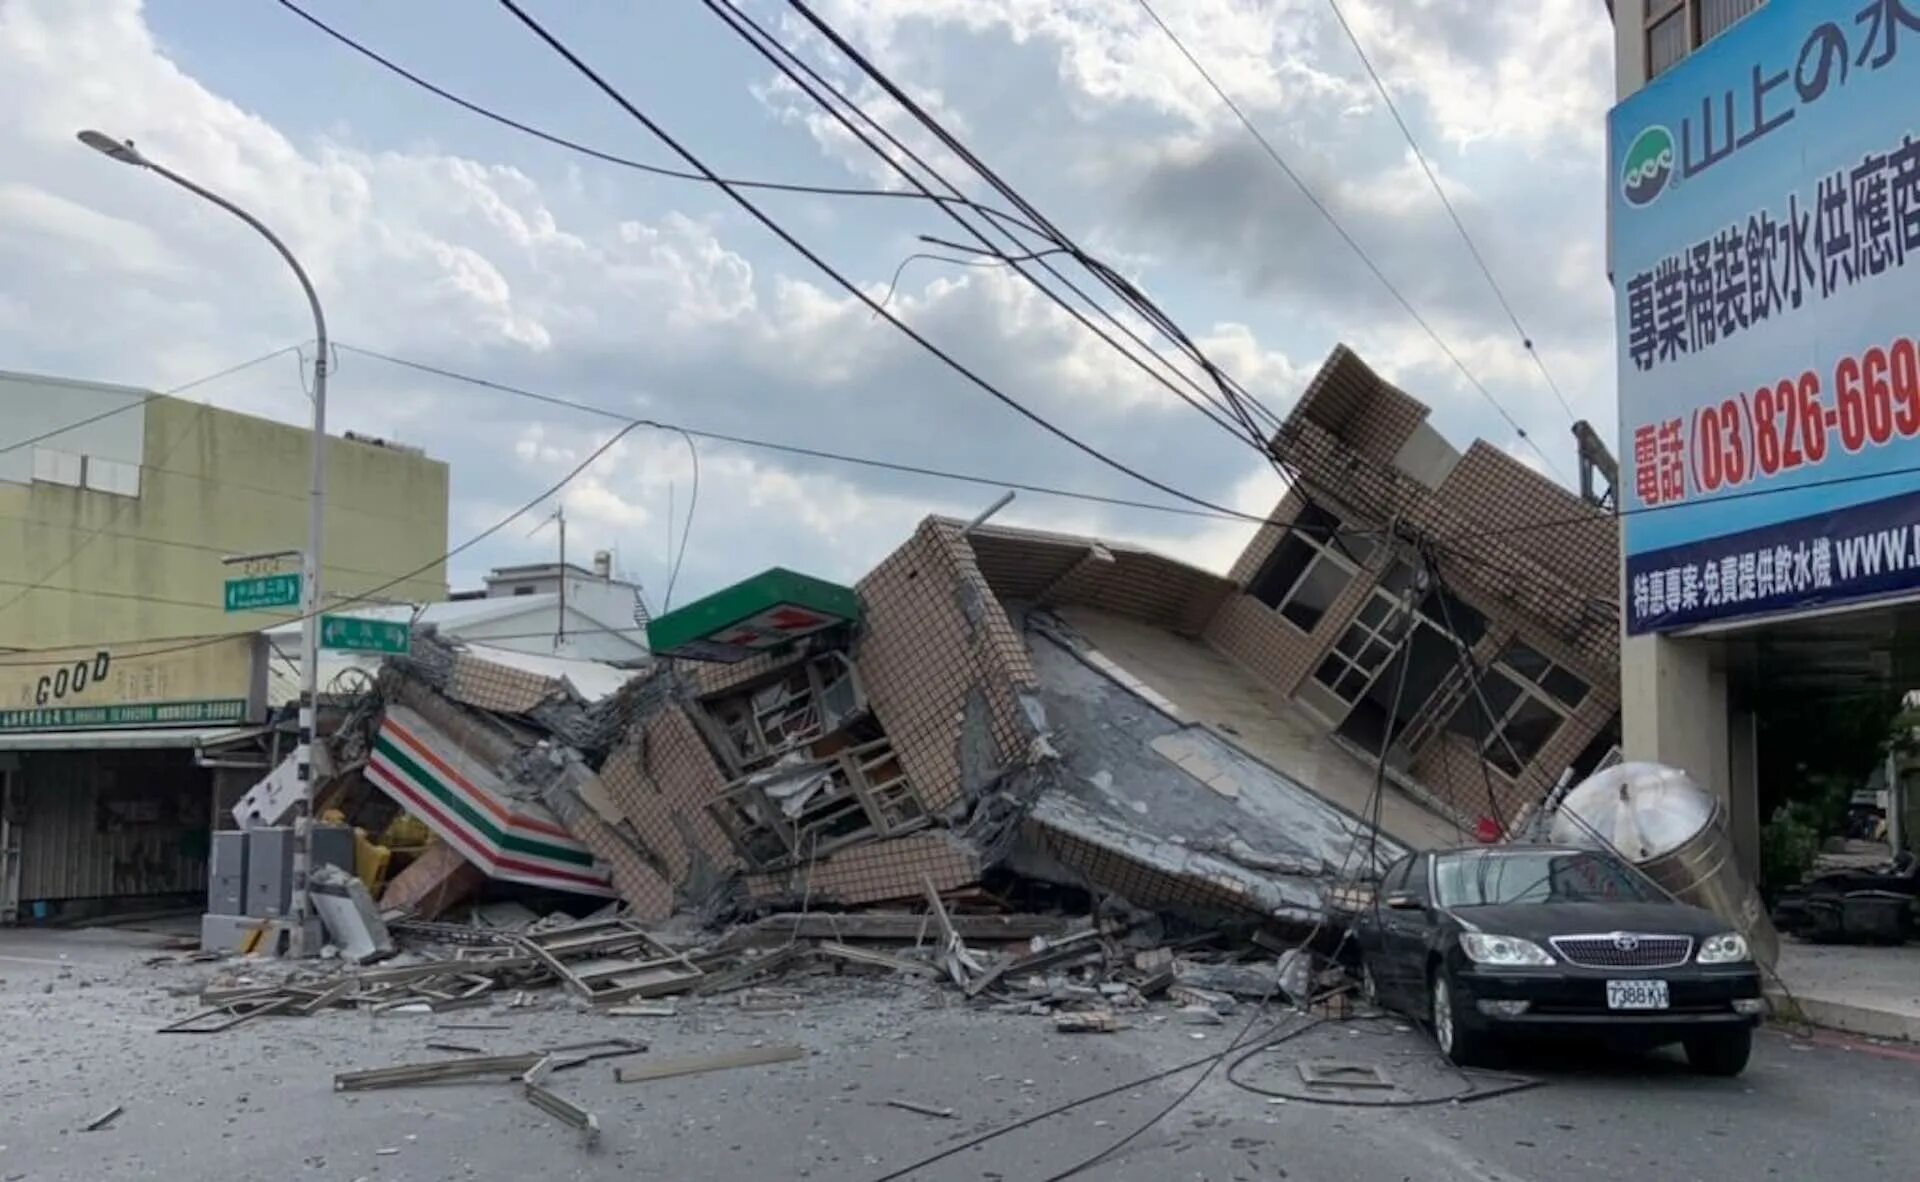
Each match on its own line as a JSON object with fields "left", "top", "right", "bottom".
{"left": 76, "top": 129, "right": 148, "bottom": 167}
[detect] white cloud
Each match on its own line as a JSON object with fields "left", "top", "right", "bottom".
{"left": 0, "top": 0, "right": 1542, "bottom": 609}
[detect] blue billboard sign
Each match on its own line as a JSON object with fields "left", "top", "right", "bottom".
{"left": 1612, "top": 0, "right": 1920, "bottom": 634}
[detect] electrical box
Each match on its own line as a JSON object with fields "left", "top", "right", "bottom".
{"left": 245, "top": 827, "right": 295, "bottom": 918}
{"left": 208, "top": 831, "right": 248, "bottom": 917}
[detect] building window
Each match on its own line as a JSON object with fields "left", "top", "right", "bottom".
{"left": 82, "top": 456, "right": 140, "bottom": 498}
{"left": 30, "top": 446, "right": 81, "bottom": 488}
{"left": 1314, "top": 585, "right": 1414, "bottom": 703}
{"left": 1247, "top": 502, "right": 1360, "bottom": 633}
{"left": 1699, "top": 0, "right": 1761, "bottom": 42}
{"left": 1493, "top": 639, "right": 1590, "bottom": 711}
{"left": 1648, "top": 0, "right": 1763, "bottom": 80}
{"left": 1445, "top": 643, "right": 1580, "bottom": 779}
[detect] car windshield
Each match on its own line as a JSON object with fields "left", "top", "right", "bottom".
{"left": 1433, "top": 850, "right": 1657, "bottom": 907}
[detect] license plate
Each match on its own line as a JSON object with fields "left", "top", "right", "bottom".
{"left": 1606, "top": 980, "right": 1669, "bottom": 1010}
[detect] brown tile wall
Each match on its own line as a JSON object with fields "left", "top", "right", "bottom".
{"left": 741, "top": 832, "right": 982, "bottom": 906}
{"left": 1408, "top": 616, "right": 1623, "bottom": 827}
{"left": 854, "top": 519, "right": 1039, "bottom": 813}
{"left": 445, "top": 653, "right": 562, "bottom": 715}
{"left": 1045, "top": 552, "right": 1236, "bottom": 636}
{"left": 1275, "top": 417, "right": 1617, "bottom": 672}
{"left": 1022, "top": 818, "right": 1271, "bottom": 922}
{"left": 1294, "top": 345, "right": 1431, "bottom": 467}
{"left": 638, "top": 707, "right": 742, "bottom": 874}
{"left": 599, "top": 737, "right": 693, "bottom": 885}
{"left": 548, "top": 800, "right": 675, "bottom": 921}
{"left": 1205, "top": 489, "right": 1398, "bottom": 702}
{"left": 1226, "top": 489, "right": 1307, "bottom": 586}
{"left": 684, "top": 647, "right": 812, "bottom": 699}
{"left": 1200, "top": 344, "right": 1624, "bottom": 809}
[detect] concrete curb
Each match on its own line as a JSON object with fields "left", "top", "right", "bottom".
{"left": 1767, "top": 988, "right": 1920, "bottom": 1044}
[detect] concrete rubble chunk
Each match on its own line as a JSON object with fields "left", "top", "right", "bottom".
{"left": 309, "top": 864, "right": 395, "bottom": 963}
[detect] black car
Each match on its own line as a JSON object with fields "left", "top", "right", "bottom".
{"left": 1354, "top": 845, "right": 1765, "bottom": 1075}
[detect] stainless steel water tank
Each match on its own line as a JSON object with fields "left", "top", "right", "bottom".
{"left": 1549, "top": 761, "right": 1779, "bottom": 968}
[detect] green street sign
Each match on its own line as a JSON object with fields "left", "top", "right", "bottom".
{"left": 320, "top": 614, "right": 410, "bottom": 655}
{"left": 224, "top": 573, "right": 301, "bottom": 612}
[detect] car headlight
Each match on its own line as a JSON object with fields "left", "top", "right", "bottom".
{"left": 1459, "top": 932, "right": 1555, "bottom": 966}
{"left": 1697, "top": 933, "right": 1750, "bottom": 964}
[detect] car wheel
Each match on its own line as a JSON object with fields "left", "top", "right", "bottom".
{"left": 1683, "top": 1027, "right": 1752, "bottom": 1076}
{"left": 1430, "top": 970, "right": 1487, "bottom": 1067}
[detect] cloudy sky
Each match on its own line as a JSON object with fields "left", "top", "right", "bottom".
{"left": 0, "top": 0, "right": 1616, "bottom": 611}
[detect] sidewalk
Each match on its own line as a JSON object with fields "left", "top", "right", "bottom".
{"left": 1767, "top": 939, "right": 1920, "bottom": 1043}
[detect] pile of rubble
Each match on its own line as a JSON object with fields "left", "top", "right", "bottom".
{"left": 250, "top": 522, "right": 1397, "bottom": 948}
{"left": 161, "top": 886, "right": 1352, "bottom": 1145}
{"left": 193, "top": 519, "right": 1396, "bottom": 1149}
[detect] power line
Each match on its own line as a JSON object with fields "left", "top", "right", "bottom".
{"left": 0, "top": 419, "right": 642, "bottom": 668}
{"left": 335, "top": 342, "right": 1253, "bottom": 525}
{"left": 345, "top": 338, "right": 1920, "bottom": 564}
{"left": 709, "top": 0, "right": 1274, "bottom": 454}
{"left": 271, "top": 0, "right": 1044, "bottom": 233}
{"left": 1323, "top": 0, "right": 1576, "bottom": 424}
{"left": 491, "top": 0, "right": 1291, "bottom": 527}
{"left": 661, "top": 427, "right": 699, "bottom": 612}
{"left": 0, "top": 511, "right": 441, "bottom": 587}
{"left": 775, "top": 0, "right": 1287, "bottom": 444}
{"left": 0, "top": 343, "right": 304, "bottom": 457}
{"left": 1132, "top": 0, "right": 1562, "bottom": 478}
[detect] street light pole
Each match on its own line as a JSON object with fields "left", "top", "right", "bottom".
{"left": 79, "top": 130, "right": 328, "bottom": 957}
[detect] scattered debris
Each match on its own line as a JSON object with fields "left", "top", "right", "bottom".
{"left": 614, "top": 1043, "right": 807, "bottom": 1084}
{"left": 426, "top": 1041, "right": 485, "bottom": 1054}
{"left": 521, "top": 1054, "right": 600, "bottom": 1146}
{"left": 333, "top": 1039, "right": 642, "bottom": 1092}
{"left": 309, "top": 864, "right": 396, "bottom": 963}
{"left": 1055, "top": 1010, "right": 1119, "bottom": 1034}
{"left": 882, "top": 1098, "right": 958, "bottom": 1120}
{"left": 605, "top": 1003, "right": 677, "bottom": 1018}
{"left": 158, "top": 995, "right": 293, "bottom": 1034}
{"left": 82, "top": 1105, "right": 124, "bottom": 1132}
{"left": 1296, "top": 1061, "right": 1395, "bottom": 1091}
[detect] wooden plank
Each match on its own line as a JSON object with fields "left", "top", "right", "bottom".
{"left": 614, "top": 1043, "right": 806, "bottom": 1084}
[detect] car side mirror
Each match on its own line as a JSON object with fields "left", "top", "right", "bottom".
{"left": 1384, "top": 891, "right": 1423, "bottom": 911}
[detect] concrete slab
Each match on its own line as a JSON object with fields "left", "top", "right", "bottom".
{"left": 1768, "top": 938, "right": 1920, "bottom": 1043}
{"left": 1056, "top": 607, "right": 1467, "bottom": 851}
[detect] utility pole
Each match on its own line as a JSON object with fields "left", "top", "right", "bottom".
{"left": 81, "top": 130, "right": 329, "bottom": 956}
{"left": 532, "top": 505, "right": 566, "bottom": 648}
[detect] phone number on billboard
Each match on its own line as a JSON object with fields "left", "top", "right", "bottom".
{"left": 1633, "top": 332, "right": 1920, "bottom": 507}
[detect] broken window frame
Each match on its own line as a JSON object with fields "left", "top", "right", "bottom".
{"left": 1247, "top": 503, "right": 1365, "bottom": 635}
{"left": 1493, "top": 638, "right": 1591, "bottom": 712}
{"left": 1312, "top": 584, "right": 1416, "bottom": 705}
{"left": 705, "top": 735, "right": 929, "bottom": 871}
{"left": 1442, "top": 653, "right": 1571, "bottom": 781}
{"left": 697, "top": 651, "right": 867, "bottom": 773}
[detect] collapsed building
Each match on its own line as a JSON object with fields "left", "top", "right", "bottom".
{"left": 284, "top": 345, "right": 1620, "bottom": 939}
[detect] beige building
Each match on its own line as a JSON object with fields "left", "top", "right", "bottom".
{"left": 0, "top": 369, "right": 448, "bottom": 922}
{"left": 0, "top": 370, "right": 449, "bottom": 650}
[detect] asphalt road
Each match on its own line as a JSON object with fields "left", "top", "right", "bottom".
{"left": 2, "top": 925, "right": 1916, "bottom": 1182}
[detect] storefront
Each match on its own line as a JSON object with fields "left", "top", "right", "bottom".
{"left": 0, "top": 635, "right": 271, "bottom": 923}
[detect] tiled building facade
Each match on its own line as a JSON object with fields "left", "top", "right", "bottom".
{"left": 1203, "top": 346, "right": 1621, "bottom": 827}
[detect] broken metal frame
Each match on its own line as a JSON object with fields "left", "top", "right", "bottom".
{"left": 701, "top": 651, "right": 867, "bottom": 771}
{"left": 158, "top": 994, "right": 294, "bottom": 1034}
{"left": 521, "top": 1054, "right": 601, "bottom": 1145}
{"left": 333, "top": 1038, "right": 643, "bottom": 1092}
{"left": 518, "top": 917, "right": 704, "bottom": 1005}
{"left": 706, "top": 735, "right": 932, "bottom": 873}
{"left": 612, "top": 1042, "right": 806, "bottom": 1084}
